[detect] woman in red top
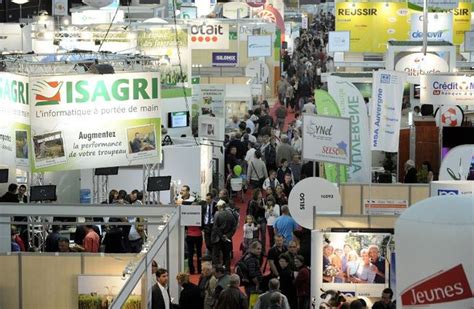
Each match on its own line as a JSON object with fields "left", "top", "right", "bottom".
{"left": 293, "top": 255, "right": 310, "bottom": 309}
{"left": 186, "top": 204, "right": 203, "bottom": 274}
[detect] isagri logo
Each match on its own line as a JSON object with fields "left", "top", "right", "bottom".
{"left": 401, "top": 264, "right": 473, "bottom": 306}
{"left": 0, "top": 76, "right": 29, "bottom": 105}
{"left": 32, "top": 81, "right": 63, "bottom": 106}
{"left": 32, "top": 77, "right": 160, "bottom": 106}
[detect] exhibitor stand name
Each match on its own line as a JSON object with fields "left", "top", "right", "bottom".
{"left": 37, "top": 77, "right": 159, "bottom": 105}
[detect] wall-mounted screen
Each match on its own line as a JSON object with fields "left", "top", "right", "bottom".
{"left": 168, "top": 111, "right": 190, "bottom": 128}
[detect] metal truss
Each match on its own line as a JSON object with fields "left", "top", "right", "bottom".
{"left": 28, "top": 172, "right": 47, "bottom": 251}
{"left": 0, "top": 52, "right": 161, "bottom": 76}
{"left": 143, "top": 163, "right": 160, "bottom": 205}
{"left": 92, "top": 174, "right": 109, "bottom": 204}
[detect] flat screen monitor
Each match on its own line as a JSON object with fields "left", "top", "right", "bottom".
{"left": 30, "top": 185, "right": 57, "bottom": 202}
{"left": 168, "top": 111, "right": 190, "bottom": 128}
{"left": 95, "top": 167, "right": 119, "bottom": 176}
{"left": 147, "top": 176, "right": 172, "bottom": 192}
{"left": 414, "top": 84, "right": 420, "bottom": 99}
{"left": 0, "top": 169, "right": 8, "bottom": 183}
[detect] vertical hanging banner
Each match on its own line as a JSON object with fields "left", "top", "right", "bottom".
{"left": 371, "top": 70, "right": 406, "bottom": 152}
{"left": 328, "top": 76, "right": 371, "bottom": 183}
{"left": 30, "top": 72, "right": 161, "bottom": 172}
{"left": 0, "top": 73, "right": 31, "bottom": 170}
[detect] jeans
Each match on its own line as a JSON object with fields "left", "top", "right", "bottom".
{"left": 186, "top": 235, "right": 203, "bottom": 274}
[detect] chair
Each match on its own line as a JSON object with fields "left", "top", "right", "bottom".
{"left": 230, "top": 177, "right": 244, "bottom": 202}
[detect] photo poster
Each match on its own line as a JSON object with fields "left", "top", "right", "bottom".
{"left": 30, "top": 72, "right": 161, "bottom": 173}
{"left": 137, "top": 26, "right": 191, "bottom": 91}
{"left": 0, "top": 73, "right": 31, "bottom": 170}
{"left": 198, "top": 115, "right": 225, "bottom": 141}
{"left": 321, "top": 232, "right": 391, "bottom": 299}
{"left": 199, "top": 84, "right": 226, "bottom": 118}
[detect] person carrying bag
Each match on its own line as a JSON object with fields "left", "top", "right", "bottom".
{"left": 247, "top": 150, "right": 268, "bottom": 189}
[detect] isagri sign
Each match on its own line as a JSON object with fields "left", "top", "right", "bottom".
{"left": 31, "top": 75, "right": 160, "bottom": 106}
{"left": 401, "top": 264, "right": 473, "bottom": 306}
{"left": 0, "top": 74, "right": 30, "bottom": 105}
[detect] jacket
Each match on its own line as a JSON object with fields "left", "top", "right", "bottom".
{"left": 152, "top": 283, "right": 171, "bottom": 309}
{"left": 254, "top": 291, "right": 290, "bottom": 309}
{"left": 244, "top": 253, "right": 263, "bottom": 284}
{"left": 211, "top": 208, "right": 237, "bottom": 244}
{"left": 247, "top": 158, "right": 268, "bottom": 181}
{"left": 179, "top": 282, "right": 203, "bottom": 309}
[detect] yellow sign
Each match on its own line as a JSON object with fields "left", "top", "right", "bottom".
{"left": 336, "top": 2, "right": 411, "bottom": 53}
{"left": 453, "top": 2, "right": 471, "bottom": 45}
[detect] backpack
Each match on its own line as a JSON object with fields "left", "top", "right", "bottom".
{"left": 264, "top": 144, "right": 276, "bottom": 166}
{"left": 235, "top": 254, "right": 250, "bottom": 284}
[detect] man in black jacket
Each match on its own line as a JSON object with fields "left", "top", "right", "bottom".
{"left": 243, "top": 240, "right": 263, "bottom": 299}
{"left": 215, "top": 274, "right": 248, "bottom": 309}
{"left": 152, "top": 268, "right": 171, "bottom": 309}
{"left": 201, "top": 193, "right": 217, "bottom": 253}
{"left": 211, "top": 200, "right": 237, "bottom": 270}
{"left": 0, "top": 183, "right": 19, "bottom": 203}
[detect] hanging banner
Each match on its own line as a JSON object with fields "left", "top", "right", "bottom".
{"left": 328, "top": 76, "right": 372, "bottom": 183}
{"left": 188, "top": 23, "right": 229, "bottom": 50}
{"left": 30, "top": 72, "right": 161, "bottom": 172}
{"left": 0, "top": 73, "right": 31, "bottom": 170}
{"left": 314, "top": 89, "right": 348, "bottom": 183}
{"left": 410, "top": 12, "right": 453, "bottom": 43}
{"left": 394, "top": 53, "right": 449, "bottom": 84}
{"left": 420, "top": 74, "right": 474, "bottom": 106}
{"left": 408, "top": 0, "right": 458, "bottom": 10}
{"left": 452, "top": 2, "right": 471, "bottom": 45}
{"left": 335, "top": 2, "right": 410, "bottom": 53}
{"left": 371, "top": 70, "right": 406, "bottom": 152}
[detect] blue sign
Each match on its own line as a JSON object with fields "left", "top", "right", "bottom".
{"left": 437, "top": 189, "right": 459, "bottom": 195}
{"left": 212, "top": 52, "right": 238, "bottom": 67}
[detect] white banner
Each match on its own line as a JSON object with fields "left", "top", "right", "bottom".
{"left": 394, "top": 53, "right": 450, "bottom": 85}
{"left": 188, "top": 23, "right": 229, "bottom": 50}
{"left": 302, "top": 114, "right": 351, "bottom": 165}
{"left": 247, "top": 35, "right": 272, "bottom": 57}
{"left": 371, "top": 70, "right": 406, "bottom": 152}
{"left": 0, "top": 73, "right": 31, "bottom": 170}
{"left": 408, "top": 0, "right": 459, "bottom": 10}
{"left": 420, "top": 74, "right": 474, "bottom": 105}
{"left": 30, "top": 72, "right": 161, "bottom": 172}
{"left": 328, "top": 76, "right": 371, "bottom": 183}
{"left": 410, "top": 12, "right": 453, "bottom": 42}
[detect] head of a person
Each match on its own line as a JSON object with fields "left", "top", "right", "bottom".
{"left": 294, "top": 255, "right": 305, "bottom": 268}
{"left": 239, "top": 121, "right": 247, "bottom": 132}
{"left": 156, "top": 268, "right": 169, "bottom": 286}
{"left": 219, "top": 189, "right": 228, "bottom": 200}
{"left": 232, "top": 115, "right": 239, "bottom": 124}
{"left": 275, "top": 185, "right": 284, "bottom": 195}
{"left": 8, "top": 183, "right": 18, "bottom": 194}
{"left": 229, "top": 274, "right": 240, "bottom": 287}
{"left": 229, "top": 146, "right": 237, "bottom": 155}
{"left": 246, "top": 215, "right": 255, "bottom": 225}
{"left": 405, "top": 159, "right": 415, "bottom": 171}
{"left": 109, "top": 189, "right": 119, "bottom": 203}
{"left": 266, "top": 199, "right": 275, "bottom": 208}
{"left": 284, "top": 173, "right": 292, "bottom": 184}
{"left": 268, "top": 278, "right": 280, "bottom": 291}
{"left": 18, "top": 185, "right": 27, "bottom": 196}
{"left": 349, "top": 300, "right": 363, "bottom": 309}
{"left": 292, "top": 154, "right": 301, "bottom": 164}
{"left": 205, "top": 193, "right": 212, "bottom": 204}
{"left": 249, "top": 240, "right": 262, "bottom": 256}
{"left": 279, "top": 254, "right": 290, "bottom": 269}
{"left": 118, "top": 190, "right": 127, "bottom": 202}
{"left": 130, "top": 190, "right": 139, "bottom": 202}
{"left": 255, "top": 150, "right": 262, "bottom": 160}
{"left": 151, "top": 260, "right": 158, "bottom": 275}
{"left": 84, "top": 225, "right": 94, "bottom": 232}
{"left": 253, "top": 188, "right": 262, "bottom": 201}
{"left": 280, "top": 205, "right": 290, "bottom": 215}
{"left": 288, "top": 240, "right": 298, "bottom": 254}
{"left": 368, "top": 245, "right": 380, "bottom": 260}
{"left": 343, "top": 244, "right": 352, "bottom": 255}
{"left": 281, "top": 135, "right": 289, "bottom": 144}
{"left": 281, "top": 158, "right": 288, "bottom": 168}
{"left": 414, "top": 106, "right": 420, "bottom": 113}
{"left": 176, "top": 272, "right": 190, "bottom": 286}
{"left": 323, "top": 244, "right": 334, "bottom": 257}
{"left": 216, "top": 200, "right": 226, "bottom": 211}
{"left": 270, "top": 292, "right": 282, "bottom": 305}
{"left": 58, "top": 237, "right": 70, "bottom": 252}
{"left": 381, "top": 288, "right": 393, "bottom": 304}
{"left": 180, "top": 185, "right": 191, "bottom": 199}
{"left": 201, "top": 261, "right": 213, "bottom": 277}
{"left": 269, "top": 170, "right": 277, "bottom": 179}
{"left": 274, "top": 234, "right": 284, "bottom": 248}
{"left": 360, "top": 249, "right": 370, "bottom": 264}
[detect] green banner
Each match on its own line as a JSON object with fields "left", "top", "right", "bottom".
{"left": 314, "top": 90, "right": 348, "bottom": 183}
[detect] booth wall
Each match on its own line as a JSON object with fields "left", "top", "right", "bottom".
{"left": 0, "top": 255, "right": 20, "bottom": 309}
{"left": 43, "top": 170, "right": 81, "bottom": 204}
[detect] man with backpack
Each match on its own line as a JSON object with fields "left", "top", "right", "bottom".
{"left": 235, "top": 240, "right": 263, "bottom": 302}
{"left": 211, "top": 200, "right": 238, "bottom": 270}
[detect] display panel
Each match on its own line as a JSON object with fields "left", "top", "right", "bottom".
{"left": 168, "top": 111, "right": 190, "bottom": 128}
{"left": 94, "top": 167, "right": 119, "bottom": 176}
{"left": 0, "top": 169, "right": 8, "bottom": 183}
{"left": 247, "top": 35, "right": 272, "bottom": 57}
{"left": 30, "top": 185, "right": 57, "bottom": 202}
{"left": 147, "top": 176, "right": 172, "bottom": 191}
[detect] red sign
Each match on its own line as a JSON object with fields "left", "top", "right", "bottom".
{"left": 401, "top": 264, "right": 473, "bottom": 306}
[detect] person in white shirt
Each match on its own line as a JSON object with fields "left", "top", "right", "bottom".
{"left": 177, "top": 185, "right": 195, "bottom": 205}
{"left": 242, "top": 215, "right": 259, "bottom": 251}
{"left": 244, "top": 113, "right": 256, "bottom": 134}
{"left": 245, "top": 143, "right": 257, "bottom": 163}
{"left": 247, "top": 150, "right": 268, "bottom": 188}
{"left": 152, "top": 268, "right": 171, "bottom": 309}
{"left": 262, "top": 170, "right": 280, "bottom": 192}
{"left": 265, "top": 199, "right": 280, "bottom": 248}
{"left": 291, "top": 130, "right": 302, "bottom": 154}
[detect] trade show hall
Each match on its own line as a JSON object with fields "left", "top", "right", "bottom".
{"left": 0, "top": 0, "right": 473, "bottom": 308}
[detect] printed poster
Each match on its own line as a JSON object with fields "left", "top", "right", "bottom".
{"left": 30, "top": 72, "right": 161, "bottom": 172}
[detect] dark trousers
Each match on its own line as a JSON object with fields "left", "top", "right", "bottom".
{"left": 256, "top": 222, "right": 267, "bottom": 253}
{"left": 129, "top": 238, "right": 143, "bottom": 253}
{"left": 297, "top": 296, "right": 310, "bottom": 309}
{"left": 203, "top": 225, "right": 213, "bottom": 253}
{"left": 267, "top": 226, "right": 275, "bottom": 248}
{"left": 212, "top": 240, "right": 231, "bottom": 271}
{"left": 186, "top": 235, "right": 203, "bottom": 274}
